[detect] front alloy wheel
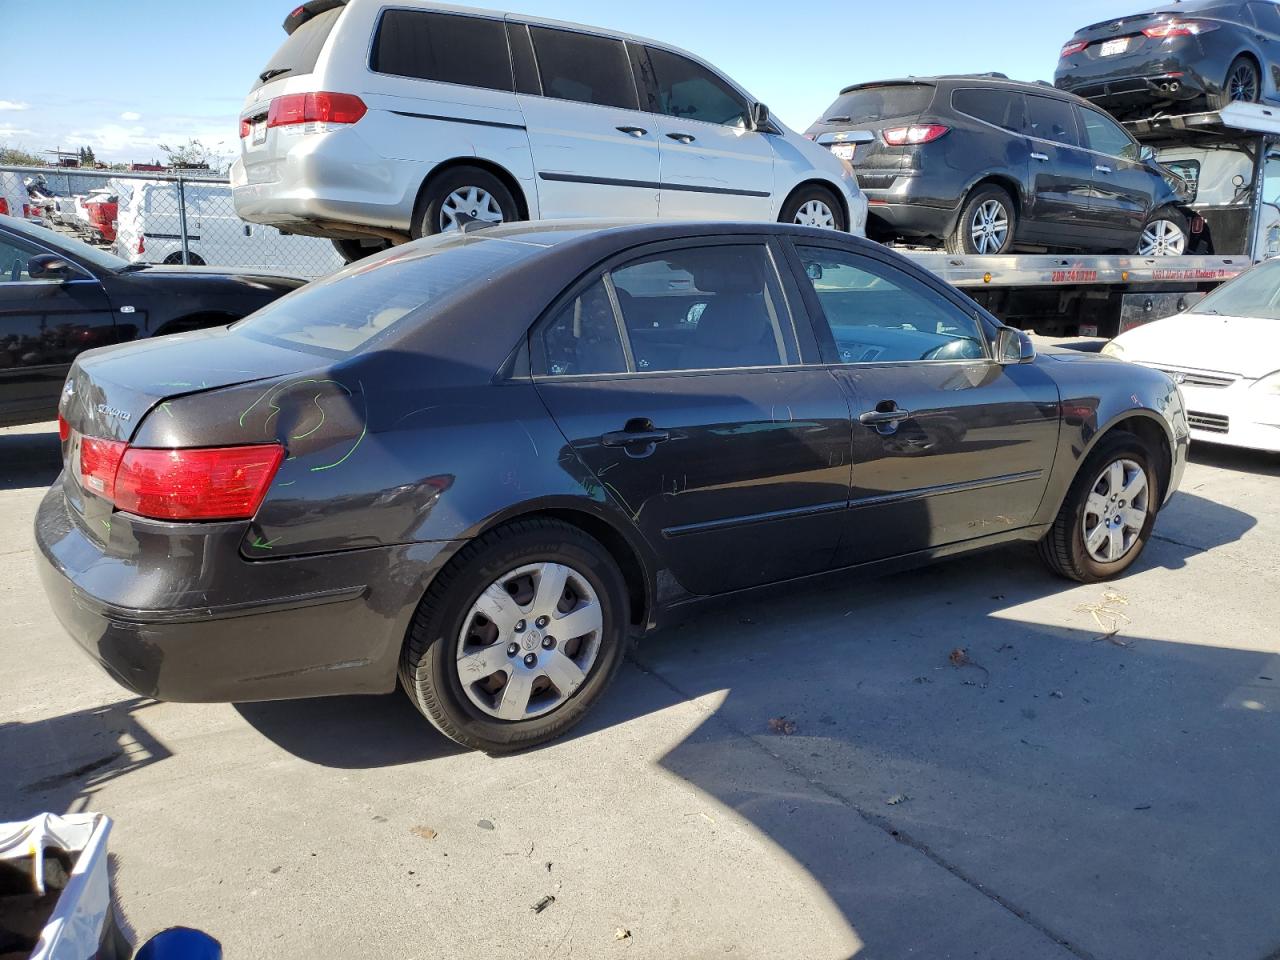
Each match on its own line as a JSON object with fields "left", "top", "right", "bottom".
{"left": 1138, "top": 218, "right": 1187, "bottom": 256}
{"left": 1081, "top": 458, "right": 1150, "bottom": 564}
{"left": 456, "top": 562, "right": 603, "bottom": 721}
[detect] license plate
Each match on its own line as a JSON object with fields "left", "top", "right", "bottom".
{"left": 252, "top": 121, "right": 267, "bottom": 145}
{"left": 831, "top": 144, "right": 856, "bottom": 161}
{"left": 1100, "top": 37, "right": 1129, "bottom": 56}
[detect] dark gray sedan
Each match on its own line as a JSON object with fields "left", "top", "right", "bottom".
{"left": 35, "top": 221, "right": 1189, "bottom": 752}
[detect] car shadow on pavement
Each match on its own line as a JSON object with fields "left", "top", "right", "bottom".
{"left": 1189, "top": 442, "right": 1280, "bottom": 476}
{"left": 0, "top": 425, "right": 61, "bottom": 493}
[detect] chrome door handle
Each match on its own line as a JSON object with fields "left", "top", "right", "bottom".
{"left": 601, "top": 418, "right": 671, "bottom": 450}
{"left": 858, "top": 407, "right": 911, "bottom": 426}
{"left": 1031, "top": 152, "right": 1049, "bottom": 161}
{"left": 617, "top": 125, "right": 648, "bottom": 137}
{"left": 1095, "top": 164, "right": 1113, "bottom": 174}
{"left": 666, "top": 132, "right": 696, "bottom": 144}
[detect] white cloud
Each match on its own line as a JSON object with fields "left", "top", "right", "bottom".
{"left": 120, "top": 111, "right": 142, "bottom": 121}
{"left": 0, "top": 101, "right": 30, "bottom": 112}
{"left": 0, "top": 124, "right": 35, "bottom": 139}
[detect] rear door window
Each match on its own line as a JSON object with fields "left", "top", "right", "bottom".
{"left": 1249, "top": 1, "right": 1280, "bottom": 32}
{"left": 529, "top": 27, "right": 638, "bottom": 109}
{"left": 1026, "top": 95, "right": 1080, "bottom": 147}
{"left": 1078, "top": 108, "right": 1139, "bottom": 161}
{"left": 541, "top": 280, "right": 628, "bottom": 376}
{"left": 371, "top": 10, "right": 513, "bottom": 91}
{"left": 951, "top": 88, "right": 1024, "bottom": 133}
{"left": 254, "top": 6, "right": 342, "bottom": 90}
{"left": 819, "top": 84, "right": 934, "bottom": 123}
{"left": 641, "top": 47, "right": 749, "bottom": 127}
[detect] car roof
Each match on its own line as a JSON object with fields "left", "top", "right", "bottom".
{"left": 837, "top": 75, "right": 1090, "bottom": 105}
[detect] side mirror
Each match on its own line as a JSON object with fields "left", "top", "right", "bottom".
{"left": 1233, "top": 174, "right": 1247, "bottom": 188}
{"left": 751, "top": 102, "right": 771, "bottom": 131}
{"left": 27, "top": 254, "right": 76, "bottom": 281}
{"left": 804, "top": 261, "right": 824, "bottom": 280}
{"left": 135, "top": 928, "right": 222, "bottom": 960}
{"left": 1139, "top": 145, "right": 1156, "bottom": 163}
{"left": 995, "top": 327, "right": 1036, "bottom": 364}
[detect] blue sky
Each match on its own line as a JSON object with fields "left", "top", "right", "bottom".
{"left": 0, "top": 0, "right": 1135, "bottom": 163}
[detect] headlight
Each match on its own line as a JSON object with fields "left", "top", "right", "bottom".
{"left": 1101, "top": 340, "right": 1126, "bottom": 358}
{"left": 1252, "top": 370, "right": 1280, "bottom": 394}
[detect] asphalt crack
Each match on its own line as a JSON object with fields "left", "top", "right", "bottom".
{"left": 629, "top": 653, "right": 1096, "bottom": 960}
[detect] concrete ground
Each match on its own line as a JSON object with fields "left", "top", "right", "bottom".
{"left": 2, "top": 420, "right": 1278, "bottom": 960}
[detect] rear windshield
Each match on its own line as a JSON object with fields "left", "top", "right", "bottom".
{"left": 253, "top": 6, "right": 342, "bottom": 89}
{"left": 233, "top": 234, "right": 540, "bottom": 355}
{"left": 821, "top": 84, "right": 934, "bottom": 124}
{"left": 1188, "top": 257, "right": 1280, "bottom": 319}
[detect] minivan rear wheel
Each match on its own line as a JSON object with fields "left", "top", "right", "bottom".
{"left": 946, "top": 185, "right": 1016, "bottom": 255}
{"left": 414, "top": 167, "right": 519, "bottom": 238}
{"left": 330, "top": 237, "right": 391, "bottom": 264}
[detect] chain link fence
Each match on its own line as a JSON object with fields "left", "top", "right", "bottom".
{"left": 3, "top": 164, "right": 344, "bottom": 279}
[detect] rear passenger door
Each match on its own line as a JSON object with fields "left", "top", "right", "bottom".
{"left": 512, "top": 23, "right": 661, "bottom": 219}
{"left": 532, "top": 239, "right": 854, "bottom": 596}
{"left": 1022, "top": 94, "right": 1098, "bottom": 244}
{"left": 631, "top": 45, "right": 775, "bottom": 220}
{"left": 949, "top": 88, "right": 1031, "bottom": 238}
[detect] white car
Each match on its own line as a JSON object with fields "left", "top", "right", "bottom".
{"left": 114, "top": 178, "right": 344, "bottom": 277}
{"left": 0, "top": 172, "right": 42, "bottom": 224}
{"left": 1104, "top": 259, "right": 1280, "bottom": 453}
{"left": 232, "top": 0, "right": 867, "bottom": 262}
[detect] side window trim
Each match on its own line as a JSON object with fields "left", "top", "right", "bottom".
{"left": 530, "top": 236, "right": 805, "bottom": 379}
{"left": 507, "top": 21, "right": 542, "bottom": 96}
{"left": 781, "top": 238, "right": 995, "bottom": 366}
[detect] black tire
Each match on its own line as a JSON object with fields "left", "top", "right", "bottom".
{"left": 399, "top": 518, "right": 631, "bottom": 752}
{"left": 1135, "top": 205, "right": 1189, "bottom": 256}
{"left": 946, "top": 185, "right": 1016, "bottom": 255}
{"left": 1038, "top": 432, "right": 1162, "bottom": 583}
{"left": 778, "top": 184, "right": 847, "bottom": 231}
{"left": 1212, "top": 55, "right": 1261, "bottom": 110}
{"left": 330, "top": 237, "right": 391, "bottom": 264}
{"left": 161, "top": 251, "right": 205, "bottom": 266}
{"left": 412, "top": 166, "right": 520, "bottom": 239}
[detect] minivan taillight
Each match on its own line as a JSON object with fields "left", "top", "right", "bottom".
{"left": 266, "top": 92, "right": 367, "bottom": 128}
{"left": 0, "top": 199, "right": 9, "bottom": 216}
{"left": 1060, "top": 40, "right": 1089, "bottom": 58}
{"left": 76, "top": 434, "right": 284, "bottom": 521}
{"left": 239, "top": 118, "right": 252, "bottom": 138}
{"left": 882, "top": 124, "right": 950, "bottom": 146}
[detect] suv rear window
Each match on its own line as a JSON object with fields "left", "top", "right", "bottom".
{"left": 234, "top": 235, "right": 540, "bottom": 355}
{"left": 371, "top": 10, "right": 514, "bottom": 91}
{"left": 952, "top": 88, "right": 1024, "bottom": 133}
{"left": 254, "top": 6, "right": 342, "bottom": 90}
{"left": 821, "top": 84, "right": 934, "bottom": 123}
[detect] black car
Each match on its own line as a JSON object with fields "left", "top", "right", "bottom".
{"left": 35, "top": 220, "right": 1188, "bottom": 752}
{"left": 0, "top": 214, "right": 307, "bottom": 427}
{"left": 805, "top": 76, "right": 1189, "bottom": 256}
{"left": 1055, "top": 0, "right": 1280, "bottom": 116}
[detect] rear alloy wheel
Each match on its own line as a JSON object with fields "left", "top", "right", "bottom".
{"left": 1038, "top": 433, "right": 1160, "bottom": 583}
{"left": 780, "top": 186, "right": 846, "bottom": 232}
{"left": 1137, "top": 207, "right": 1188, "bottom": 256}
{"left": 414, "top": 166, "right": 519, "bottom": 239}
{"left": 399, "top": 519, "right": 630, "bottom": 752}
{"left": 946, "top": 186, "right": 1016, "bottom": 255}
{"left": 1213, "top": 56, "right": 1261, "bottom": 109}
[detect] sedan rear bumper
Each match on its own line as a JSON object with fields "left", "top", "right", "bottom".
{"left": 34, "top": 484, "right": 460, "bottom": 702}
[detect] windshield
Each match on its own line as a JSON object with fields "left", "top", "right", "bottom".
{"left": 9, "top": 217, "right": 129, "bottom": 272}
{"left": 233, "top": 233, "right": 540, "bottom": 355}
{"left": 1189, "top": 258, "right": 1280, "bottom": 319}
{"left": 821, "top": 84, "right": 934, "bottom": 123}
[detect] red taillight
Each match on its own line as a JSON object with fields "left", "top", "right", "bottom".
{"left": 0, "top": 198, "right": 9, "bottom": 216}
{"left": 78, "top": 436, "right": 128, "bottom": 500}
{"left": 23, "top": 204, "right": 35, "bottom": 218}
{"left": 266, "top": 92, "right": 367, "bottom": 128}
{"left": 1143, "top": 19, "right": 1218, "bottom": 38}
{"left": 882, "top": 124, "right": 950, "bottom": 146}
{"left": 136, "top": 233, "right": 145, "bottom": 255}
{"left": 1060, "top": 39, "right": 1089, "bottom": 58}
{"left": 57, "top": 415, "right": 71, "bottom": 443}
{"left": 239, "top": 118, "right": 252, "bottom": 138}
{"left": 114, "top": 445, "right": 285, "bottom": 521}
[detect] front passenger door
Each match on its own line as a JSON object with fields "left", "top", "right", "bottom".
{"left": 1077, "top": 106, "right": 1154, "bottom": 249}
{"left": 789, "top": 242, "right": 1061, "bottom": 566}
{"left": 0, "top": 230, "right": 115, "bottom": 425}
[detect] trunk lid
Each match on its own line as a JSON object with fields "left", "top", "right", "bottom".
{"left": 805, "top": 82, "right": 934, "bottom": 174}
{"left": 1068, "top": 8, "right": 1192, "bottom": 61}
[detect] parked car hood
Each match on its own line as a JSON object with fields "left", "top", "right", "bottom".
{"left": 1113, "top": 312, "right": 1280, "bottom": 379}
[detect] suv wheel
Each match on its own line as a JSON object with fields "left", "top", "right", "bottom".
{"left": 399, "top": 518, "right": 630, "bottom": 752}
{"left": 413, "top": 167, "right": 519, "bottom": 238}
{"left": 1136, "top": 207, "right": 1188, "bottom": 256}
{"left": 779, "top": 186, "right": 846, "bottom": 231}
{"left": 946, "top": 186, "right": 1016, "bottom": 255}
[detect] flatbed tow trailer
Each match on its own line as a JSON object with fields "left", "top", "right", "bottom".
{"left": 889, "top": 102, "right": 1280, "bottom": 339}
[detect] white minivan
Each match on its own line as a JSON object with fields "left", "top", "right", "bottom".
{"left": 232, "top": 0, "right": 866, "bottom": 261}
